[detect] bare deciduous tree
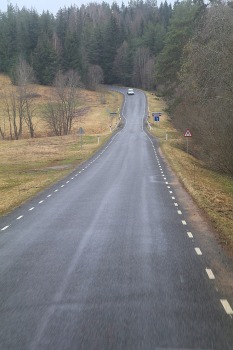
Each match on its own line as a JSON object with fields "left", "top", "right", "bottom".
{"left": 44, "top": 70, "right": 81, "bottom": 136}
{"left": 173, "top": 4, "right": 233, "bottom": 174}
{"left": 86, "top": 64, "right": 104, "bottom": 90}
{"left": 2, "top": 57, "right": 37, "bottom": 139}
{"left": 132, "top": 47, "right": 155, "bottom": 90}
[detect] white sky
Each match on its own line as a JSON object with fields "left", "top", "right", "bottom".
{"left": 0, "top": 0, "right": 169, "bottom": 15}
{"left": 1, "top": 0, "right": 126, "bottom": 14}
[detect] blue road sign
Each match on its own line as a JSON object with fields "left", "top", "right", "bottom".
{"left": 154, "top": 116, "right": 160, "bottom": 122}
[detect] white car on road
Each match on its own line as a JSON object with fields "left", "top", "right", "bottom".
{"left": 127, "top": 88, "right": 134, "bottom": 95}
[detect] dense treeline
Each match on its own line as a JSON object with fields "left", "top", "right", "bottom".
{"left": 0, "top": 1, "right": 232, "bottom": 173}
{"left": 0, "top": 0, "right": 172, "bottom": 88}
{"left": 155, "top": 1, "right": 233, "bottom": 174}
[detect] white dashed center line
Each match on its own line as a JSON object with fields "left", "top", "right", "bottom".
{"left": 1, "top": 226, "right": 9, "bottom": 231}
{"left": 39, "top": 200, "right": 44, "bottom": 204}
{"left": 220, "top": 299, "right": 233, "bottom": 315}
{"left": 17, "top": 216, "right": 23, "bottom": 220}
{"left": 187, "top": 231, "right": 193, "bottom": 238}
{"left": 206, "top": 268, "right": 215, "bottom": 280}
{"left": 182, "top": 220, "right": 187, "bottom": 225}
{"left": 195, "top": 247, "right": 202, "bottom": 255}
{"left": 29, "top": 207, "right": 34, "bottom": 211}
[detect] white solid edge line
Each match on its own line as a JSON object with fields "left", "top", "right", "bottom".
{"left": 206, "top": 268, "right": 215, "bottom": 280}
{"left": 220, "top": 299, "right": 233, "bottom": 315}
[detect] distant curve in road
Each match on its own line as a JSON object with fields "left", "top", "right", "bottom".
{"left": 0, "top": 87, "right": 232, "bottom": 350}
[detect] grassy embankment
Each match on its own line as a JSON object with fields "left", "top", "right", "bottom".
{"left": 0, "top": 75, "right": 122, "bottom": 216}
{"left": 146, "top": 92, "right": 233, "bottom": 252}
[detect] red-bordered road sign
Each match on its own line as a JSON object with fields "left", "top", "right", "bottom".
{"left": 184, "top": 129, "right": 192, "bottom": 137}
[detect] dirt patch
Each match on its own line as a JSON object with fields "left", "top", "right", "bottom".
{"left": 45, "top": 165, "right": 73, "bottom": 170}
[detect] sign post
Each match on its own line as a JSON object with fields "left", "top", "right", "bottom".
{"left": 184, "top": 129, "right": 192, "bottom": 153}
{"left": 78, "top": 127, "right": 85, "bottom": 149}
{"left": 152, "top": 112, "right": 162, "bottom": 126}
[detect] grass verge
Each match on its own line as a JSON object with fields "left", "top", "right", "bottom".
{"left": 146, "top": 92, "right": 233, "bottom": 252}
{"left": 0, "top": 78, "right": 123, "bottom": 216}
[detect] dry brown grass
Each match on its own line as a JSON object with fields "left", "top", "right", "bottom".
{"left": 146, "top": 91, "right": 233, "bottom": 251}
{"left": 0, "top": 75, "right": 121, "bottom": 138}
{"left": 0, "top": 75, "right": 122, "bottom": 215}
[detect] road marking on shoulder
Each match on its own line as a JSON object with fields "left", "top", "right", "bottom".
{"left": 220, "top": 299, "right": 233, "bottom": 315}
{"left": 187, "top": 231, "right": 193, "bottom": 238}
{"left": 206, "top": 268, "right": 215, "bottom": 280}
{"left": 182, "top": 220, "right": 187, "bottom": 225}
{"left": 1, "top": 225, "right": 9, "bottom": 231}
{"left": 195, "top": 247, "right": 202, "bottom": 255}
{"left": 17, "top": 215, "right": 23, "bottom": 220}
{"left": 29, "top": 207, "right": 35, "bottom": 211}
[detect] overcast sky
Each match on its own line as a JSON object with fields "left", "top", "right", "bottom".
{"left": 0, "top": 0, "right": 169, "bottom": 15}
{"left": 1, "top": 1, "right": 129, "bottom": 14}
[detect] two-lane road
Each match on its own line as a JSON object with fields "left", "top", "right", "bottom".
{"left": 0, "top": 88, "right": 232, "bottom": 349}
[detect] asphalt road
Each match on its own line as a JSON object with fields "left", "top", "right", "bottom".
{"left": 0, "top": 88, "right": 232, "bottom": 349}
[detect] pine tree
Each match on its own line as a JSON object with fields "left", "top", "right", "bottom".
{"left": 32, "top": 33, "right": 58, "bottom": 85}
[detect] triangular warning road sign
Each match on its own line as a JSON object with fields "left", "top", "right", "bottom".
{"left": 184, "top": 129, "right": 192, "bottom": 137}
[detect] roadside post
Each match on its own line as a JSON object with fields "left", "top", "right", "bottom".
{"left": 184, "top": 128, "right": 192, "bottom": 154}
{"left": 109, "top": 111, "right": 118, "bottom": 132}
{"left": 78, "top": 127, "right": 85, "bottom": 150}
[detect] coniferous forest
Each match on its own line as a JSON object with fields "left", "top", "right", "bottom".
{"left": 0, "top": 0, "right": 233, "bottom": 173}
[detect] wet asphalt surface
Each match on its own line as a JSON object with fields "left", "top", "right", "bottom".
{"left": 0, "top": 88, "right": 232, "bottom": 349}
